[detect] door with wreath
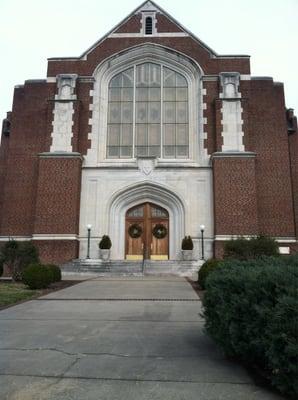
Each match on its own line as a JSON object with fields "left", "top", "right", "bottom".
{"left": 125, "top": 203, "right": 169, "bottom": 260}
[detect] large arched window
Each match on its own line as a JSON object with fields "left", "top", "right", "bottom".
{"left": 107, "top": 62, "right": 189, "bottom": 159}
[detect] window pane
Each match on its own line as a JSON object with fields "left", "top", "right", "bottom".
{"left": 176, "top": 102, "right": 188, "bottom": 123}
{"left": 176, "top": 74, "right": 187, "bottom": 87}
{"left": 149, "top": 88, "right": 160, "bottom": 101}
{"left": 108, "top": 146, "right": 120, "bottom": 157}
{"left": 176, "top": 124, "right": 188, "bottom": 145}
{"left": 109, "top": 88, "right": 121, "bottom": 102}
{"left": 108, "top": 125, "right": 120, "bottom": 145}
{"left": 122, "top": 88, "right": 133, "bottom": 101}
{"left": 122, "top": 68, "right": 134, "bottom": 87}
{"left": 149, "top": 64, "right": 161, "bottom": 87}
{"left": 136, "top": 64, "right": 149, "bottom": 87}
{"left": 148, "top": 146, "right": 160, "bottom": 157}
{"left": 148, "top": 102, "right": 160, "bottom": 123}
{"left": 110, "top": 74, "right": 122, "bottom": 88}
{"left": 122, "top": 124, "right": 133, "bottom": 145}
{"left": 163, "top": 102, "right": 176, "bottom": 123}
{"left": 136, "top": 124, "right": 147, "bottom": 145}
{"left": 120, "top": 146, "right": 132, "bottom": 158}
{"left": 109, "top": 103, "right": 121, "bottom": 123}
{"left": 176, "top": 146, "right": 188, "bottom": 157}
{"left": 135, "top": 146, "right": 147, "bottom": 156}
{"left": 136, "top": 88, "right": 148, "bottom": 101}
{"left": 148, "top": 124, "right": 160, "bottom": 145}
{"left": 163, "top": 146, "right": 175, "bottom": 158}
{"left": 164, "top": 124, "right": 175, "bottom": 145}
{"left": 122, "top": 102, "right": 133, "bottom": 123}
{"left": 164, "top": 88, "right": 176, "bottom": 101}
{"left": 163, "top": 67, "right": 176, "bottom": 87}
{"left": 136, "top": 102, "right": 148, "bottom": 123}
{"left": 176, "top": 87, "right": 187, "bottom": 101}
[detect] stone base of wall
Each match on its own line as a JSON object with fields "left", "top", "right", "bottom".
{"left": 33, "top": 240, "right": 79, "bottom": 265}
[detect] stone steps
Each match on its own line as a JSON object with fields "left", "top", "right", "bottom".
{"left": 61, "top": 259, "right": 202, "bottom": 277}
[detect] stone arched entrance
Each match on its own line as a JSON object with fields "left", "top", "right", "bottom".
{"left": 108, "top": 182, "right": 185, "bottom": 260}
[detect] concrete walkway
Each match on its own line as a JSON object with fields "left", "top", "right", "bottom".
{"left": 0, "top": 277, "right": 284, "bottom": 399}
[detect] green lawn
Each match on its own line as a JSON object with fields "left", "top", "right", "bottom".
{"left": 0, "top": 282, "right": 41, "bottom": 307}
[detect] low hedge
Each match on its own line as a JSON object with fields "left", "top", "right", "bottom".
{"left": 198, "top": 259, "right": 222, "bottom": 289}
{"left": 202, "top": 256, "right": 298, "bottom": 398}
{"left": 46, "top": 264, "right": 61, "bottom": 283}
{"left": 224, "top": 235, "right": 279, "bottom": 260}
{"left": 22, "top": 263, "right": 53, "bottom": 289}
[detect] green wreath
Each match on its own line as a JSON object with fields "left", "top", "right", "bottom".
{"left": 152, "top": 224, "right": 167, "bottom": 239}
{"left": 128, "top": 224, "right": 143, "bottom": 238}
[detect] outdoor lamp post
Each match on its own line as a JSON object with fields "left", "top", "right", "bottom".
{"left": 86, "top": 224, "right": 92, "bottom": 259}
{"left": 200, "top": 224, "right": 205, "bottom": 260}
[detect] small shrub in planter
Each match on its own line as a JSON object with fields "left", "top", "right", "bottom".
{"left": 46, "top": 264, "right": 61, "bottom": 282}
{"left": 198, "top": 259, "right": 222, "bottom": 289}
{"left": 22, "top": 263, "right": 52, "bottom": 289}
{"left": 181, "top": 236, "right": 193, "bottom": 250}
{"left": 99, "top": 235, "right": 112, "bottom": 249}
{"left": 224, "top": 235, "right": 279, "bottom": 260}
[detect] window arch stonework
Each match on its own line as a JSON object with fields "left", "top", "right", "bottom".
{"left": 86, "top": 44, "right": 205, "bottom": 166}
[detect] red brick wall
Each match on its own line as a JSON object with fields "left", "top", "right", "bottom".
{"left": 156, "top": 14, "right": 183, "bottom": 32}
{"left": 33, "top": 240, "right": 78, "bottom": 264}
{"left": 47, "top": 36, "right": 250, "bottom": 77}
{"left": 213, "top": 156, "right": 259, "bottom": 236}
{"left": 0, "top": 82, "right": 52, "bottom": 236}
{"left": 115, "top": 14, "right": 141, "bottom": 33}
{"left": 203, "top": 80, "right": 218, "bottom": 155}
{"left": 288, "top": 131, "right": 298, "bottom": 237}
{"left": 0, "top": 115, "right": 11, "bottom": 232}
{"left": 249, "top": 80, "right": 295, "bottom": 237}
{"left": 34, "top": 156, "right": 82, "bottom": 234}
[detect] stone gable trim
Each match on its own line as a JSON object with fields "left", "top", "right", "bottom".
{"left": 211, "top": 151, "right": 256, "bottom": 159}
{"left": 39, "top": 152, "right": 83, "bottom": 159}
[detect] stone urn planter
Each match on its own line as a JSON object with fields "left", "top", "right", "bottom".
{"left": 181, "top": 249, "right": 193, "bottom": 261}
{"left": 99, "top": 249, "right": 110, "bottom": 261}
{"left": 181, "top": 236, "right": 194, "bottom": 261}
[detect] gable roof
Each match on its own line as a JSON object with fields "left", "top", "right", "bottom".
{"left": 48, "top": 0, "right": 249, "bottom": 61}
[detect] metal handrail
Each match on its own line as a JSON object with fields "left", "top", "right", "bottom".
{"left": 141, "top": 242, "right": 146, "bottom": 275}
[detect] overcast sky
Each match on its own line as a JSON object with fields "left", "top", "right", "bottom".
{"left": 1, "top": 0, "right": 297, "bottom": 124}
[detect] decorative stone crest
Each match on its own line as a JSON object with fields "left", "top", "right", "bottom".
{"left": 137, "top": 157, "right": 156, "bottom": 176}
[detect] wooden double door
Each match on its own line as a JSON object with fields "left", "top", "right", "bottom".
{"left": 125, "top": 203, "right": 169, "bottom": 260}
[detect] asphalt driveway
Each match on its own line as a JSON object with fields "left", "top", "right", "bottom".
{"left": 0, "top": 276, "right": 284, "bottom": 399}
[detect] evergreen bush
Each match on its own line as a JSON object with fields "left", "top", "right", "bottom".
{"left": 181, "top": 236, "right": 193, "bottom": 250}
{"left": 22, "top": 263, "right": 52, "bottom": 289}
{"left": 46, "top": 264, "right": 62, "bottom": 282}
{"left": 99, "top": 235, "right": 112, "bottom": 249}
{"left": 198, "top": 259, "right": 222, "bottom": 289}
{"left": 202, "top": 256, "right": 298, "bottom": 398}
{"left": 224, "top": 235, "right": 279, "bottom": 260}
{"left": 0, "top": 240, "right": 39, "bottom": 280}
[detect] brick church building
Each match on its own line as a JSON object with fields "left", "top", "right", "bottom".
{"left": 0, "top": 1, "right": 297, "bottom": 265}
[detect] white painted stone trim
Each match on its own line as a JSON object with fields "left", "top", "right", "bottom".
{"left": 211, "top": 151, "right": 256, "bottom": 159}
{"left": 0, "top": 236, "right": 32, "bottom": 241}
{"left": 32, "top": 234, "right": 78, "bottom": 240}
{"left": 46, "top": 77, "right": 56, "bottom": 83}
{"left": 215, "top": 235, "right": 297, "bottom": 243}
{"left": 50, "top": 74, "right": 78, "bottom": 153}
{"left": 109, "top": 32, "right": 189, "bottom": 38}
